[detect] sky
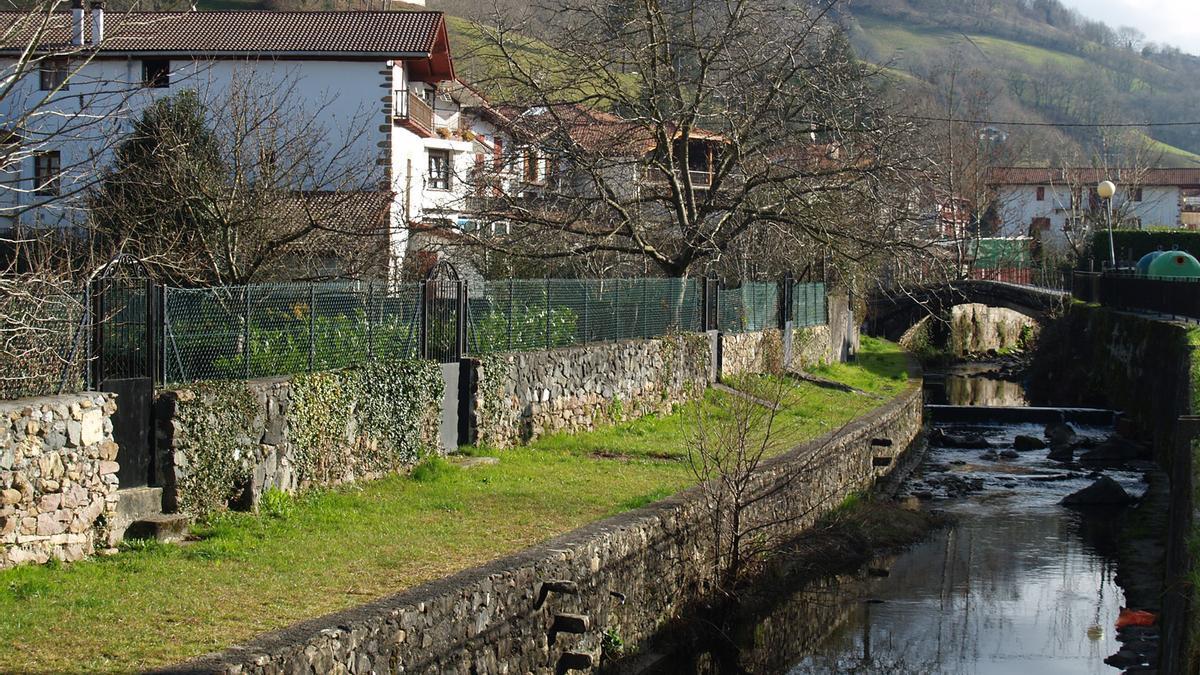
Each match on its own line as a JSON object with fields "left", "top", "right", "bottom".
{"left": 1058, "top": 0, "right": 1200, "bottom": 54}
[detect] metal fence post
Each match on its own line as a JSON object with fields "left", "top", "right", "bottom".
{"left": 308, "top": 284, "right": 316, "bottom": 372}
{"left": 583, "top": 281, "right": 590, "bottom": 345}
{"left": 641, "top": 277, "right": 648, "bottom": 338}
{"left": 366, "top": 282, "right": 374, "bottom": 361}
{"left": 778, "top": 273, "right": 792, "bottom": 330}
{"left": 507, "top": 278, "right": 514, "bottom": 352}
{"left": 418, "top": 280, "right": 429, "bottom": 360}
{"left": 242, "top": 286, "right": 251, "bottom": 380}
{"left": 615, "top": 280, "right": 622, "bottom": 338}
{"left": 545, "top": 276, "right": 552, "bottom": 349}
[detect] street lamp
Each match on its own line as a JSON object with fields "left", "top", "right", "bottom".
{"left": 1098, "top": 180, "right": 1117, "bottom": 268}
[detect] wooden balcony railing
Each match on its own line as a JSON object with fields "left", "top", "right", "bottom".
{"left": 395, "top": 88, "right": 434, "bottom": 137}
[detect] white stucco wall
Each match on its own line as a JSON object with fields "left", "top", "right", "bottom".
{"left": 1, "top": 56, "right": 390, "bottom": 231}
{"left": 996, "top": 182, "right": 1184, "bottom": 249}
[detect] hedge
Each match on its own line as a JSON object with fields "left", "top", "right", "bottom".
{"left": 1090, "top": 229, "right": 1200, "bottom": 268}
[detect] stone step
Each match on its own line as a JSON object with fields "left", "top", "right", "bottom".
{"left": 124, "top": 514, "right": 190, "bottom": 543}
{"left": 116, "top": 486, "right": 164, "bottom": 522}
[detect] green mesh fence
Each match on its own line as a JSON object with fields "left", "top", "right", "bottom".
{"left": 468, "top": 278, "right": 701, "bottom": 354}
{"left": 155, "top": 276, "right": 828, "bottom": 385}
{"left": 162, "top": 282, "right": 419, "bottom": 385}
{"left": 718, "top": 282, "right": 779, "bottom": 333}
{"left": 792, "top": 282, "right": 827, "bottom": 327}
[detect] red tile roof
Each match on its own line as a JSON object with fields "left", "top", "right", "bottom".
{"left": 988, "top": 167, "right": 1200, "bottom": 187}
{"left": 0, "top": 10, "right": 445, "bottom": 56}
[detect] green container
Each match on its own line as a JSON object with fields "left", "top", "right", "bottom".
{"left": 1147, "top": 250, "right": 1200, "bottom": 278}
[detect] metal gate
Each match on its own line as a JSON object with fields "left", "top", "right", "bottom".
{"left": 419, "top": 262, "right": 467, "bottom": 453}
{"left": 88, "top": 255, "right": 157, "bottom": 489}
{"left": 419, "top": 262, "right": 466, "bottom": 363}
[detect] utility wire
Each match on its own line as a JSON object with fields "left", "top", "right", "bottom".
{"left": 900, "top": 114, "right": 1200, "bottom": 128}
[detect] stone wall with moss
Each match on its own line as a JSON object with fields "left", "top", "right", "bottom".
{"left": 1028, "top": 303, "right": 1196, "bottom": 673}
{"left": 163, "top": 368, "right": 924, "bottom": 675}
{"left": 474, "top": 334, "right": 713, "bottom": 448}
{"left": 157, "top": 360, "right": 443, "bottom": 517}
{"left": 1, "top": 392, "right": 118, "bottom": 568}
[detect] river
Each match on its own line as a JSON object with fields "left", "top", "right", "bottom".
{"left": 649, "top": 362, "right": 1161, "bottom": 675}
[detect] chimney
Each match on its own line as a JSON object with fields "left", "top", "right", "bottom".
{"left": 89, "top": 1, "right": 104, "bottom": 46}
{"left": 70, "top": 0, "right": 84, "bottom": 47}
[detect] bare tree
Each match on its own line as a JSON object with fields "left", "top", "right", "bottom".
{"left": 444, "top": 0, "right": 933, "bottom": 281}
{"left": 87, "top": 67, "right": 390, "bottom": 286}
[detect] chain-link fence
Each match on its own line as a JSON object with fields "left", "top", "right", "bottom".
{"left": 162, "top": 282, "right": 420, "bottom": 384}
{"left": 467, "top": 278, "right": 701, "bottom": 354}
{"left": 0, "top": 282, "right": 86, "bottom": 400}
{"left": 9, "top": 273, "right": 830, "bottom": 389}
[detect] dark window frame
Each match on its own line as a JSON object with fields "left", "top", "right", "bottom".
{"left": 39, "top": 59, "right": 69, "bottom": 91}
{"left": 428, "top": 149, "right": 451, "bottom": 191}
{"left": 33, "top": 151, "right": 61, "bottom": 196}
{"left": 1035, "top": 186, "right": 1045, "bottom": 201}
{"left": 141, "top": 59, "right": 170, "bottom": 88}
{"left": 1129, "top": 187, "right": 1144, "bottom": 202}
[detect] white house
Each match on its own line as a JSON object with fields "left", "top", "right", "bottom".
{"left": 989, "top": 167, "right": 1200, "bottom": 250}
{"left": 0, "top": 5, "right": 456, "bottom": 276}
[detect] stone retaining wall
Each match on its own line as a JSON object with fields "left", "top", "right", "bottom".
{"left": 0, "top": 392, "right": 119, "bottom": 568}
{"left": 160, "top": 373, "right": 922, "bottom": 675}
{"left": 1028, "top": 304, "right": 1195, "bottom": 673}
{"left": 157, "top": 361, "right": 443, "bottom": 516}
{"left": 473, "top": 333, "right": 714, "bottom": 448}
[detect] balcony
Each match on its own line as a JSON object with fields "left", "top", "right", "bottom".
{"left": 395, "top": 88, "right": 434, "bottom": 137}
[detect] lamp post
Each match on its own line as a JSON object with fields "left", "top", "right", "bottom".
{"left": 1098, "top": 180, "right": 1117, "bottom": 268}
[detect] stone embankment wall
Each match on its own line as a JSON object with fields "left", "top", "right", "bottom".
{"left": 161, "top": 372, "right": 921, "bottom": 675}
{"left": 0, "top": 393, "right": 118, "bottom": 568}
{"left": 156, "top": 360, "right": 443, "bottom": 516}
{"left": 473, "top": 333, "right": 714, "bottom": 447}
{"left": 1028, "top": 303, "right": 1196, "bottom": 673}
{"left": 948, "top": 304, "right": 1037, "bottom": 356}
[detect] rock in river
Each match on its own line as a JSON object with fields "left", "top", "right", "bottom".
{"left": 1013, "top": 435, "right": 1047, "bottom": 451}
{"left": 931, "top": 428, "right": 991, "bottom": 449}
{"left": 1078, "top": 435, "right": 1144, "bottom": 464}
{"left": 1061, "top": 476, "right": 1134, "bottom": 507}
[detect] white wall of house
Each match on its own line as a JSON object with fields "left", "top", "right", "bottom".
{"left": 995, "top": 183, "right": 1184, "bottom": 248}
{"left": 2, "top": 56, "right": 391, "bottom": 225}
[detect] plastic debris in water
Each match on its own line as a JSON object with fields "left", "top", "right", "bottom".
{"left": 1115, "top": 608, "right": 1157, "bottom": 629}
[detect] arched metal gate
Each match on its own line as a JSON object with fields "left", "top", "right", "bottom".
{"left": 418, "top": 262, "right": 467, "bottom": 452}
{"left": 87, "top": 255, "right": 158, "bottom": 488}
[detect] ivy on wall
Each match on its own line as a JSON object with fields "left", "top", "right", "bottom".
{"left": 289, "top": 359, "right": 443, "bottom": 486}
{"left": 170, "top": 359, "right": 443, "bottom": 517}
{"left": 171, "top": 381, "right": 260, "bottom": 516}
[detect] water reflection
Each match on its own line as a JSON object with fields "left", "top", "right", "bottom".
{"left": 793, "top": 509, "right": 1122, "bottom": 674}
{"left": 925, "top": 363, "right": 1027, "bottom": 407}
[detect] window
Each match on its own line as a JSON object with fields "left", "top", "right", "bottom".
{"left": 1031, "top": 217, "right": 1051, "bottom": 231}
{"left": 1035, "top": 186, "right": 1045, "bottom": 201}
{"left": 39, "top": 59, "right": 69, "bottom": 91}
{"left": 33, "top": 151, "right": 61, "bottom": 196}
{"left": 428, "top": 150, "right": 450, "bottom": 190}
{"left": 142, "top": 59, "right": 170, "bottom": 88}
{"left": 1129, "top": 187, "right": 1143, "bottom": 202}
{"left": 523, "top": 147, "right": 539, "bottom": 183}
{"left": 493, "top": 137, "right": 504, "bottom": 171}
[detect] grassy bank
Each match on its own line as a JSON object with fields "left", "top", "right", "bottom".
{"left": 0, "top": 337, "right": 909, "bottom": 673}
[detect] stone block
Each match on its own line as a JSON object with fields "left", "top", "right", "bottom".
{"left": 98, "top": 461, "right": 120, "bottom": 476}
{"left": 0, "top": 488, "right": 20, "bottom": 505}
{"left": 38, "top": 493, "right": 61, "bottom": 512}
{"left": 35, "top": 512, "right": 63, "bottom": 536}
{"left": 80, "top": 410, "right": 104, "bottom": 446}
{"left": 38, "top": 452, "right": 64, "bottom": 480}
{"left": 66, "top": 420, "right": 82, "bottom": 446}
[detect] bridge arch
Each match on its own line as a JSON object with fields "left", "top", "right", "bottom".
{"left": 866, "top": 280, "right": 1067, "bottom": 343}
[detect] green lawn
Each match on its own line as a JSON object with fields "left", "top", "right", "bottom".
{"left": 0, "top": 337, "right": 908, "bottom": 673}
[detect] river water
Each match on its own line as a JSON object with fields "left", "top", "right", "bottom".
{"left": 660, "top": 364, "right": 1156, "bottom": 674}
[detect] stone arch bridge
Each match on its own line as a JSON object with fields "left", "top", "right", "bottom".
{"left": 866, "top": 280, "right": 1069, "bottom": 341}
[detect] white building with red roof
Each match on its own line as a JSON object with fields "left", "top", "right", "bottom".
{"left": 0, "top": 4, "right": 457, "bottom": 275}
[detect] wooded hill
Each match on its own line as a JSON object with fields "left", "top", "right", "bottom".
{"left": 175, "top": 0, "right": 1200, "bottom": 166}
